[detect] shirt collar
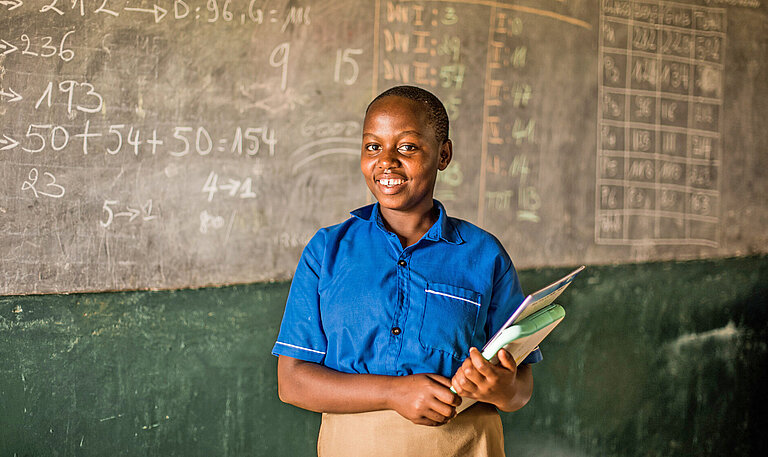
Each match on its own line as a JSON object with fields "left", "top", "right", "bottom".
{"left": 350, "top": 200, "right": 464, "bottom": 245}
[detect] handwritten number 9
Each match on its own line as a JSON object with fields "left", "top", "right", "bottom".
{"left": 270, "top": 42, "right": 290, "bottom": 92}
{"left": 207, "top": 0, "right": 219, "bottom": 22}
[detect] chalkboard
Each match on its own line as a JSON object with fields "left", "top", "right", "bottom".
{"left": 2, "top": 256, "right": 766, "bottom": 456}
{"left": 1, "top": 0, "right": 766, "bottom": 295}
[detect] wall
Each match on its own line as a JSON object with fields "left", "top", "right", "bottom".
{"left": 3, "top": 1, "right": 766, "bottom": 454}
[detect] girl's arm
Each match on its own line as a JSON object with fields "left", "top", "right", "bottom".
{"left": 450, "top": 347, "right": 533, "bottom": 412}
{"left": 277, "top": 355, "right": 462, "bottom": 426}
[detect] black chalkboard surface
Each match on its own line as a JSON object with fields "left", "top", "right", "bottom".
{"left": 1, "top": 0, "right": 766, "bottom": 294}
{"left": 2, "top": 256, "right": 766, "bottom": 456}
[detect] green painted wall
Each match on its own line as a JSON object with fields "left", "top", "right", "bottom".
{"left": 2, "top": 256, "right": 766, "bottom": 456}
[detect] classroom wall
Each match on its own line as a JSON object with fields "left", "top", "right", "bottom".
{"left": 3, "top": 256, "right": 766, "bottom": 457}
{"left": 2, "top": 1, "right": 767, "bottom": 455}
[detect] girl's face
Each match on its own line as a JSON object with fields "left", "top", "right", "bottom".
{"left": 360, "top": 96, "right": 452, "bottom": 217}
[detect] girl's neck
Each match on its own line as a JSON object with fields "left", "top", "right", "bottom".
{"left": 379, "top": 203, "right": 438, "bottom": 248}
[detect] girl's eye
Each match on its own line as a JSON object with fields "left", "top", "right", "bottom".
{"left": 398, "top": 144, "right": 417, "bottom": 153}
{"left": 365, "top": 144, "right": 381, "bottom": 152}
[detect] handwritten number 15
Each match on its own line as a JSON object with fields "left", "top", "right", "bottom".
{"left": 334, "top": 48, "right": 363, "bottom": 86}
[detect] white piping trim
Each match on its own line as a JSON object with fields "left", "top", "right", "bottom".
{"left": 274, "top": 341, "right": 326, "bottom": 355}
{"left": 425, "top": 289, "right": 481, "bottom": 307}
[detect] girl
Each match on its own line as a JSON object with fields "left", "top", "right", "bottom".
{"left": 272, "top": 86, "right": 540, "bottom": 456}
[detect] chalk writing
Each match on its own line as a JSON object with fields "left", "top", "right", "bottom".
{"left": 435, "top": 160, "right": 463, "bottom": 201}
{"left": 170, "top": 126, "right": 277, "bottom": 157}
{"left": 269, "top": 42, "right": 290, "bottom": 92}
{"left": 202, "top": 171, "right": 258, "bottom": 202}
{"left": 274, "top": 231, "right": 313, "bottom": 248}
{"left": 485, "top": 190, "right": 514, "bottom": 211}
{"left": 199, "top": 210, "right": 225, "bottom": 234}
{"left": 34, "top": 80, "right": 104, "bottom": 114}
{"left": 380, "top": 2, "right": 462, "bottom": 92}
{"left": 4, "top": 123, "right": 276, "bottom": 157}
{"left": 480, "top": 8, "right": 541, "bottom": 224}
{"left": 21, "top": 168, "right": 65, "bottom": 199}
{"left": 8, "top": 0, "right": 313, "bottom": 30}
{"left": 100, "top": 199, "right": 157, "bottom": 228}
{"left": 0, "top": 86, "right": 22, "bottom": 103}
{"left": 300, "top": 119, "right": 360, "bottom": 138}
{"left": 334, "top": 48, "right": 364, "bottom": 86}
{"left": 289, "top": 137, "right": 359, "bottom": 174}
{"left": 597, "top": 0, "right": 725, "bottom": 247}
{"left": 1, "top": 30, "right": 76, "bottom": 61}
{"left": 1, "top": 1, "right": 23, "bottom": 12}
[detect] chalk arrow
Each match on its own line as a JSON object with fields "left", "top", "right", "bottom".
{"left": 141, "top": 200, "right": 157, "bottom": 221}
{"left": 218, "top": 179, "right": 241, "bottom": 196}
{"left": 0, "top": 39, "right": 18, "bottom": 56}
{"left": 124, "top": 4, "right": 167, "bottom": 23}
{"left": 0, "top": 1, "right": 23, "bottom": 11}
{"left": 0, "top": 87, "right": 22, "bottom": 102}
{"left": 115, "top": 208, "right": 141, "bottom": 222}
{"left": 0, "top": 134, "right": 19, "bottom": 151}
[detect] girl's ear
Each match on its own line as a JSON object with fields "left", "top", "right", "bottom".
{"left": 438, "top": 140, "right": 453, "bottom": 171}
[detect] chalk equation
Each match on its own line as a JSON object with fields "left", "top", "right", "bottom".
{"left": 9, "top": 0, "right": 311, "bottom": 30}
{"left": 100, "top": 199, "right": 157, "bottom": 228}
{"left": 202, "top": 170, "right": 258, "bottom": 202}
{"left": 1, "top": 123, "right": 277, "bottom": 157}
{"left": 379, "top": 2, "right": 464, "bottom": 91}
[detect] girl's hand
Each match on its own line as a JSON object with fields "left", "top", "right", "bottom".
{"left": 388, "top": 373, "right": 462, "bottom": 426}
{"left": 451, "top": 347, "right": 528, "bottom": 411}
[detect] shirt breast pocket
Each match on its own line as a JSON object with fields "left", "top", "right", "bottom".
{"left": 419, "top": 283, "right": 482, "bottom": 360}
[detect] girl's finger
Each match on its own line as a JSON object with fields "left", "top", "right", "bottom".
{"left": 426, "top": 373, "right": 454, "bottom": 388}
{"left": 468, "top": 347, "right": 494, "bottom": 376}
{"left": 497, "top": 348, "right": 518, "bottom": 372}
{"left": 455, "top": 369, "right": 480, "bottom": 393}
{"left": 424, "top": 403, "right": 453, "bottom": 424}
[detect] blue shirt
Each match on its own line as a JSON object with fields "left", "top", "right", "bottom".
{"left": 272, "top": 200, "right": 541, "bottom": 378}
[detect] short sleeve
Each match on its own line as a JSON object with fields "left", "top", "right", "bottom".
{"left": 521, "top": 347, "right": 543, "bottom": 364}
{"left": 484, "top": 257, "right": 543, "bottom": 364}
{"left": 271, "top": 231, "right": 328, "bottom": 363}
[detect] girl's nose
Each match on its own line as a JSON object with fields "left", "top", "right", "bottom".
{"left": 377, "top": 146, "right": 400, "bottom": 168}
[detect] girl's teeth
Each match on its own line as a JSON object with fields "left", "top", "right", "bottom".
{"left": 381, "top": 179, "right": 403, "bottom": 187}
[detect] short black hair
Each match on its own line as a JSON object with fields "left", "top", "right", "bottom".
{"left": 366, "top": 85, "right": 450, "bottom": 144}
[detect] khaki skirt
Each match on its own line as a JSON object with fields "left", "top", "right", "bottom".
{"left": 317, "top": 403, "right": 505, "bottom": 457}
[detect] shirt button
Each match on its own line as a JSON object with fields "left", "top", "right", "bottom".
{"left": 397, "top": 260, "right": 407, "bottom": 267}
{"left": 391, "top": 327, "right": 402, "bottom": 335}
